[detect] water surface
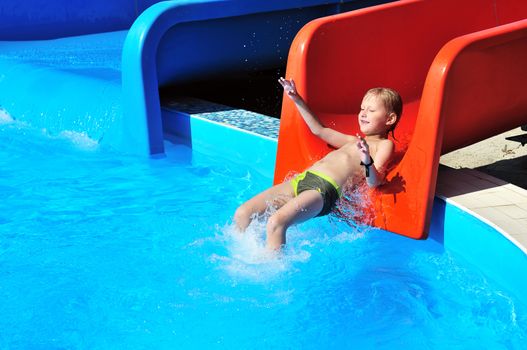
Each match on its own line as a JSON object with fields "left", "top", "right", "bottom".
{"left": 0, "top": 118, "right": 526, "bottom": 349}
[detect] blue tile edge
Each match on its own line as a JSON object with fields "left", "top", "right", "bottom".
{"left": 163, "top": 97, "right": 280, "bottom": 139}
{"left": 161, "top": 99, "right": 278, "bottom": 179}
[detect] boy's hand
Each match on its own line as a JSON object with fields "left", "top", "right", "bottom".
{"left": 278, "top": 77, "right": 302, "bottom": 103}
{"left": 356, "top": 134, "right": 372, "bottom": 164}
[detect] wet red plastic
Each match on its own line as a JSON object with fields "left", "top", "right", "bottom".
{"left": 274, "top": 0, "right": 527, "bottom": 239}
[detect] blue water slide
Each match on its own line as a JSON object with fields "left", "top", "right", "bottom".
{"left": 124, "top": 0, "right": 399, "bottom": 155}
{"left": 0, "top": 0, "right": 391, "bottom": 155}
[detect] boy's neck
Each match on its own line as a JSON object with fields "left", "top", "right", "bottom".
{"left": 364, "top": 133, "right": 387, "bottom": 142}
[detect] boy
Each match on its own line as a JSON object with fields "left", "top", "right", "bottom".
{"left": 234, "top": 78, "right": 402, "bottom": 250}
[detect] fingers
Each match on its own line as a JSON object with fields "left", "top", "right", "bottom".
{"left": 356, "top": 133, "right": 368, "bottom": 145}
{"left": 356, "top": 133, "right": 369, "bottom": 153}
{"left": 278, "top": 77, "right": 295, "bottom": 89}
{"left": 356, "top": 133, "right": 366, "bottom": 145}
{"left": 278, "top": 77, "right": 298, "bottom": 100}
{"left": 278, "top": 77, "right": 302, "bottom": 102}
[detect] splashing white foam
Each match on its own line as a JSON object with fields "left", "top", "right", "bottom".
{"left": 0, "top": 108, "right": 13, "bottom": 124}
{"left": 331, "top": 230, "right": 366, "bottom": 243}
{"left": 58, "top": 130, "right": 98, "bottom": 150}
{"left": 210, "top": 217, "right": 312, "bottom": 282}
{"left": 204, "top": 206, "right": 368, "bottom": 283}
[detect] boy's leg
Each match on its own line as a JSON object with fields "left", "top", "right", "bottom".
{"left": 266, "top": 190, "right": 324, "bottom": 250}
{"left": 234, "top": 181, "right": 294, "bottom": 231}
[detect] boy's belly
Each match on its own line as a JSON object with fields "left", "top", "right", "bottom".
{"left": 308, "top": 152, "right": 362, "bottom": 187}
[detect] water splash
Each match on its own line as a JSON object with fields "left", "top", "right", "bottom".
{"left": 331, "top": 182, "right": 374, "bottom": 230}
{"left": 56, "top": 130, "right": 99, "bottom": 150}
{"left": 206, "top": 213, "right": 315, "bottom": 283}
{"left": 206, "top": 198, "right": 370, "bottom": 285}
{"left": 0, "top": 108, "right": 99, "bottom": 151}
{"left": 0, "top": 108, "right": 13, "bottom": 124}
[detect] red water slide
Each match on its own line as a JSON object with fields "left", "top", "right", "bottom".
{"left": 274, "top": 0, "right": 527, "bottom": 239}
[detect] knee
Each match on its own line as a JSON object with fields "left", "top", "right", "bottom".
{"left": 266, "top": 213, "right": 287, "bottom": 236}
{"left": 234, "top": 204, "right": 252, "bottom": 230}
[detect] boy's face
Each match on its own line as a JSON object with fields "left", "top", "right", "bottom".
{"left": 358, "top": 94, "right": 396, "bottom": 136}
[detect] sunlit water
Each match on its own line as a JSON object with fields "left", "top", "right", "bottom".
{"left": 0, "top": 115, "right": 526, "bottom": 349}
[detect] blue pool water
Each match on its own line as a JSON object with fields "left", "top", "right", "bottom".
{"left": 1, "top": 116, "right": 526, "bottom": 349}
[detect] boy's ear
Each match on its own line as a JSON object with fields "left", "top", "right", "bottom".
{"left": 386, "top": 112, "right": 397, "bottom": 126}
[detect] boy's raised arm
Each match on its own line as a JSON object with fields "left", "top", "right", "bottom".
{"left": 279, "top": 78, "right": 353, "bottom": 148}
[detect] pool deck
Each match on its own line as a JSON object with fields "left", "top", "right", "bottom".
{"left": 439, "top": 127, "right": 527, "bottom": 255}
{"left": 436, "top": 166, "right": 527, "bottom": 254}
{"left": 165, "top": 98, "right": 527, "bottom": 254}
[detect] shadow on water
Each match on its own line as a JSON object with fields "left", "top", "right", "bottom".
{"left": 429, "top": 197, "right": 446, "bottom": 245}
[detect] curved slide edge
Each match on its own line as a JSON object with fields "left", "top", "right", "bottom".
{"left": 274, "top": 0, "right": 527, "bottom": 239}
{"left": 381, "top": 18, "right": 527, "bottom": 239}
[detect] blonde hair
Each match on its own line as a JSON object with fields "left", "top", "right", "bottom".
{"left": 364, "top": 87, "right": 403, "bottom": 138}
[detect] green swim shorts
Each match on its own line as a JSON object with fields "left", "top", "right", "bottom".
{"left": 291, "top": 170, "right": 342, "bottom": 216}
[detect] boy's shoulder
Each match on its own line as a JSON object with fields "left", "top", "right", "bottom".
{"left": 369, "top": 137, "right": 393, "bottom": 146}
{"left": 377, "top": 138, "right": 395, "bottom": 151}
{"left": 379, "top": 138, "right": 394, "bottom": 145}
